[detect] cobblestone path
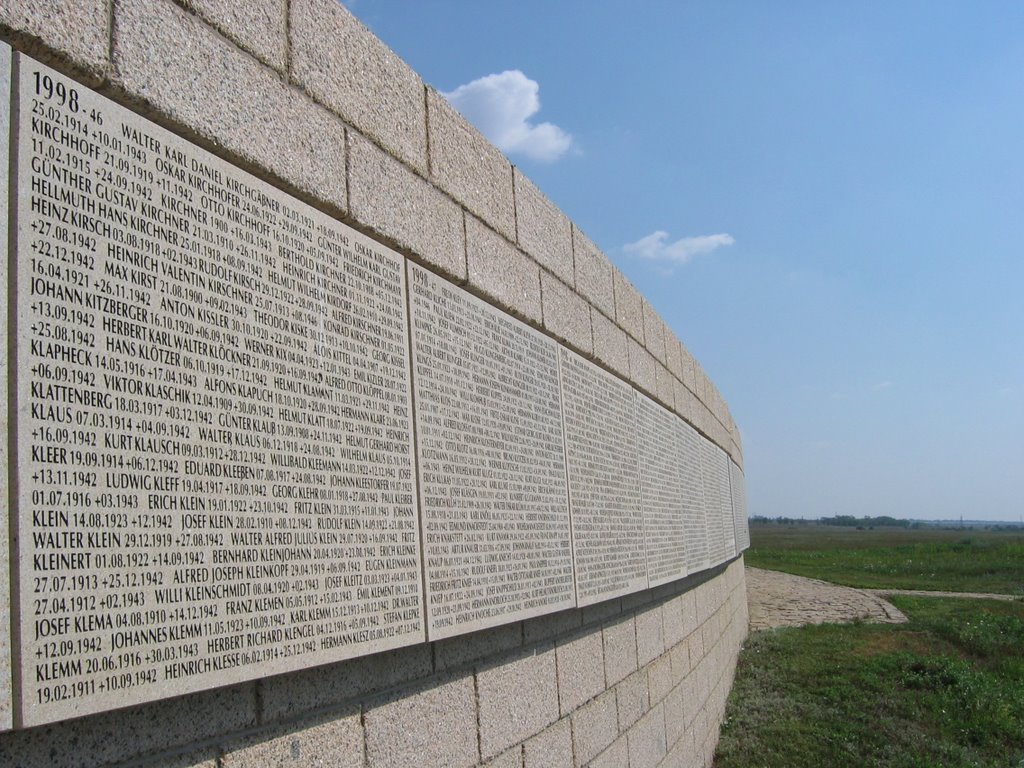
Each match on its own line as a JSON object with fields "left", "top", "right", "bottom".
{"left": 746, "top": 567, "right": 907, "bottom": 631}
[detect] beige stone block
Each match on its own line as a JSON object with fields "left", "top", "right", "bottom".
{"left": 635, "top": 605, "right": 666, "bottom": 667}
{"left": 663, "top": 683, "right": 686, "bottom": 748}
{"left": 524, "top": 719, "right": 572, "bottom": 768}
{"left": 477, "top": 645, "right": 559, "bottom": 760}
{"left": 515, "top": 170, "right": 573, "bottom": 283}
{"left": 655, "top": 363, "right": 676, "bottom": 409}
{"left": 570, "top": 691, "right": 618, "bottom": 767}
{"left": 660, "top": 738, "right": 691, "bottom": 768}
{"left": 662, "top": 596, "right": 686, "bottom": 650}
{"left": 0, "top": 684, "right": 257, "bottom": 767}
{"left": 262, "top": 646, "right": 432, "bottom": 724}
{"left": 651, "top": 580, "right": 682, "bottom": 603}
{"left": 674, "top": 379, "right": 698, "bottom": 425}
{"left": 670, "top": 639, "right": 692, "bottom": 685}
{"left": 621, "top": 587, "right": 655, "bottom": 614}
{"left": 523, "top": 608, "right": 582, "bottom": 645}
{"left": 0, "top": 0, "right": 108, "bottom": 75}
{"left": 428, "top": 89, "right": 515, "bottom": 239}
{"left": 647, "top": 653, "right": 674, "bottom": 705}
{"left": 133, "top": 748, "right": 221, "bottom": 768}
{"left": 694, "top": 365, "right": 711, "bottom": 405}
{"left": 613, "top": 270, "right": 644, "bottom": 341}
{"left": 690, "top": 656, "right": 712, "bottom": 709}
{"left": 602, "top": 615, "right": 638, "bottom": 687}
{"left": 572, "top": 227, "right": 615, "bottom": 317}
{"left": 485, "top": 746, "right": 525, "bottom": 768}
{"left": 466, "top": 214, "right": 542, "bottom": 323}
{"left": 587, "top": 736, "right": 628, "bottom": 768}
{"left": 542, "top": 272, "right": 593, "bottom": 355}
{"left": 642, "top": 300, "right": 668, "bottom": 364}
{"left": 615, "top": 669, "right": 649, "bottom": 731}
{"left": 679, "top": 341, "right": 698, "bottom": 394}
{"left": 695, "top": 580, "right": 717, "bottom": 626}
{"left": 692, "top": 401, "right": 716, "bottom": 443}
{"left": 665, "top": 337, "right": 684, "bottom": 380}
{"left": 706, "top": 380, "right": 725, "bottom": 424}
{"left": 434, "top": 624, "right": 524, "bottom": 672}
{"left": 556, "top": 628, "right": 606, "bottom": 716}
{"left": 701, "top": 623, "right": 717, "bottom": 662}
{"left": 221, "top": 710, "right": 363, "bottom": 767}
{"left": 113, "top": 0, "right": 347, "bottom": 210}
{"left": 364, "top": 673, "right": 478, "bottom": 768}
{"left": 680, "top": 592, "right": 699, "bottom": 639}
{"left": 291, "top": 0, "right": 426, "bottom": 171}
{"left": 628, "top": 704, "right": 668, "bottom": 768}
{"left": 680, "top": 674, "right": 704, "bottom": 731}
{"left": 591, "top": 311, "right": 629, "bottom": 378}
{"left": 627, "top": 337, "right": 657, "bottom": 394}
{"left": 580, "top": 597, "right": 623, "bottom": 629}
{"left": 349, "top": 132, "right": 466, "bottom": 281}
{"left": 181, "top": 0, "right": 287, "bottom": 70}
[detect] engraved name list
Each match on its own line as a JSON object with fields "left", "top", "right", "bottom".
{"left": 14, "top": 58, "right": 423, "bottom": 726}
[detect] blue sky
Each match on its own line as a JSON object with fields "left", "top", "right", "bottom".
{"left": 346, "top": 1, "right": 1024, "bottom": 522}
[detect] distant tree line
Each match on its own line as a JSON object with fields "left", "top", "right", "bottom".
{"left": 749, "top": 515, "right": 1023, "bottom": 531}
{"left": 749, "top": 515, "right": 920, "bottom": 528}
{"left": 820, "top": 515, "right": 915, "bottom": 528}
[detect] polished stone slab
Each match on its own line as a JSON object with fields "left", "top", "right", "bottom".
{"left": 637, "top": 394, "right": 686, "bottom": 587}
{"left": 700, "top": 439, "right": 735, "bottom": 565}
{"left": 0, "top": 40, "right": 12, "bottom": 733}
{"left": 12, "top": 55, "right": 423, "bottom": 726}
{"left": 678, "top": 420, "right": 710, "bottom": 573}
{"left": 559, "top": 350, "right": 646, "bottom": 606}
{"left": 409, "top": 262, "right": 574, "bottom": 639}
{"left": 729, "top": 461, "right": 750, "bottom": 552}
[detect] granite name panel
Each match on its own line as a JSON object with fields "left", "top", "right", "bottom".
{"left": 408, "top": 263, "right": 575, "bottom": 639}
{"left": 716, "top": 447, "right": 739, "bottom": 560}
{"left": 559, "top": 349, "right": 647, "bottom": 606}
{"left": 1, "top": 40, "right": 13, "bottom": 733}
{"left": 729, "top": 461, "right": 750, "bottom": 552}
{"left": 12, "top": 56, "right": 424, "bottom": 726}
{"left": 700, "top": 440, "right": 735, "bottom": 565}
{"left": 637, "top": 394, "right": 687, "bottom": 587}
{"left": 679, "top": 420, "right": 711, "bottom": 573}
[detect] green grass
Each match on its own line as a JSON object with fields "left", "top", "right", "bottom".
{"left": 746, "top": 524, "right": 1024, "bottom": 595}
{"left": 715, "top": 597, "right": 1024, "bottom": 768}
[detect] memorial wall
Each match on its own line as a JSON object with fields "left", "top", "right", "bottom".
{"left": 0, "top": 3, "right": 749, "bottom": 766}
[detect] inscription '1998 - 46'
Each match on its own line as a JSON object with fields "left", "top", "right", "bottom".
{"left": 15, "top": 58, "right": 424, "bottom": 726}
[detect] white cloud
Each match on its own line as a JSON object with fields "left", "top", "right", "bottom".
{"left": 623, "top": 231, "right": 735, "bottom": 265}
{"left": 872, "top": 381, "right": 893, "bottom": 391}
{"left": 443, "top": 70, "right": 573, "bottom": 162}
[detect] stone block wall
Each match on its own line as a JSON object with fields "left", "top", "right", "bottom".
{"left": 0, "top": 1, "right": 749, "bottom": 766}
{"left": 0, "top": 561, "right": 746, "bottom": 767}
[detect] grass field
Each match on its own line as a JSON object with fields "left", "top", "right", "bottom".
{"left": 715, "top": 596, "right": 1024, "bottom": 767}
{"left": 715, "top": 523, "right": 1024, "bottom": 766}
{"left": 746, "top": 523, "right": 1024, "bottom": 595}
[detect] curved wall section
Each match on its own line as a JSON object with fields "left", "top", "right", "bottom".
{"left": 0, "top": 1, "right": 749, "bottom": 765}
